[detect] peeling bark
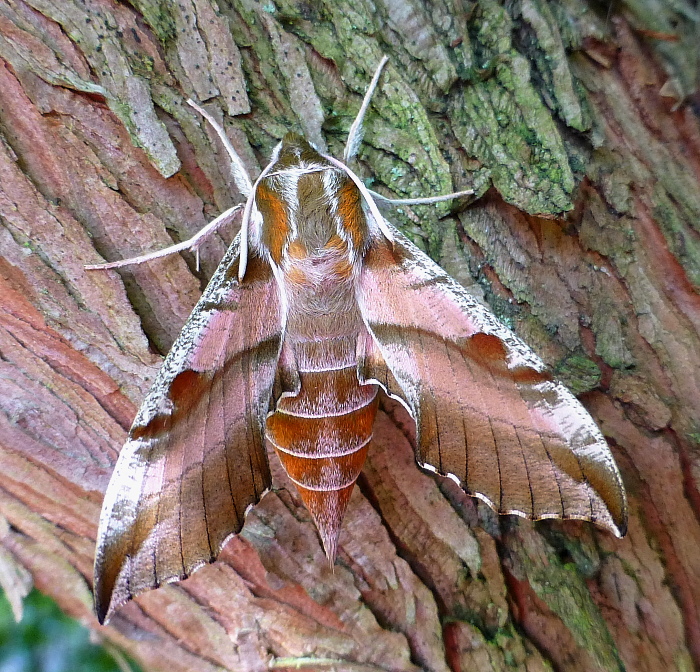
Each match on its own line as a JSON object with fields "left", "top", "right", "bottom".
{"left": 1, "top": 1, "right": 699, "bottom": 670}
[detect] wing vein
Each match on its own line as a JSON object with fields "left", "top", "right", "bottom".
{"left": 541, "top": 437, "right": 566, "bottom": 518}
{"left": 487, "top": 417, "right": 503, "bottom": 512}
{"left": 222, "top": 358, "right": 241, "bottom": 528}
{"left": 515, "top": 427, "right": 535, "bottom": 517}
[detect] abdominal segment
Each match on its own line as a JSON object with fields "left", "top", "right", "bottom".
{"left": 265, "top": 336, "right": 379, "bottom": 562}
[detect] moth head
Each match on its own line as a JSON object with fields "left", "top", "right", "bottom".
{"left": 272, "top": 132, "right": 324, "bottom": 169}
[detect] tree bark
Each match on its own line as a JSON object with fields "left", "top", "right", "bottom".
{"left": 1, "top": 1, "right": 699, "bottom": 670}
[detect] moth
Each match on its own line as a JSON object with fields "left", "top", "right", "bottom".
{"left": 92, "top": 57, "right": 627, "bottom": 624}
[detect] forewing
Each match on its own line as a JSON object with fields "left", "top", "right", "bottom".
{"left": 357, "top": 225, "right": 627, "bottom": 537}
{"left": 94, "top": 235, "right": 283, "bottom": 623}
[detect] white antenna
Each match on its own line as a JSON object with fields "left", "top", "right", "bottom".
{"left": 343, "top": 56, "right": 389, "bottom": 164}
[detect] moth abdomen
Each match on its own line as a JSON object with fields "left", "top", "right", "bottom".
{"left": 266, "top": 335, "right": 379, "bottom": 561}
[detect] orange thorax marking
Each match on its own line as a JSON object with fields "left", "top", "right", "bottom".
{"left": 256, "top": 180, "right": 290, "bottom": 265}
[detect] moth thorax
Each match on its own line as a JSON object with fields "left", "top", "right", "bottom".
{"left": 254, "top": 142, "right": 369, "bottom": 269}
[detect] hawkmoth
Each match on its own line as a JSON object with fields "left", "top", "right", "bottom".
{"left": 92, "top": 57, "right": 627, "bottom": 624}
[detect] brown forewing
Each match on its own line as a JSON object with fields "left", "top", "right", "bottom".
{"left": 357, "top": 227, "right": 627, "bottom": 538}
{"left": 94, "top": 237, "right": 282, "bottom": 623}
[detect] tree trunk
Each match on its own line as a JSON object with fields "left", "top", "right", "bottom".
{"left": 1, "top": 1, "right": 699, "bottom": 670}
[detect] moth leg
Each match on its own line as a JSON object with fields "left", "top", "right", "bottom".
{"left": 187, "top": 99, "right": 253, "bottom": 198}
{"left": 343, "top": 55, "right": 389, "bottom": 164}
{"left": 85, "top": 203, "right": 242, "bottom": 271}
{"left": 368, "top": 189, "right": 475, "bottom": 207}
